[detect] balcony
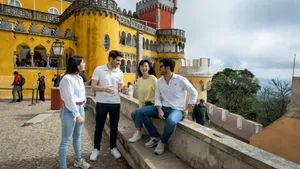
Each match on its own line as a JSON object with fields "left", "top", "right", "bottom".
{"left": 156, "top": 29, "right": 186, "bottom": 42}
{"left": 0, "top": 4, "right": 59, "bottom": 23}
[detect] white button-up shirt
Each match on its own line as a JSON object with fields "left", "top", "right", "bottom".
{"left": 60, "top": 74, "right": 86, "bottom": 118}
{"left": 155, "top": 74, "right": 198, "bottom": 111}
{"left": 92, "top": 64, "right": 123, "bottom": 104}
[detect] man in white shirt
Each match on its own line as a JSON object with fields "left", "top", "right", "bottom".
{"left": 90, "top": 50, "right": 127, "bottom": 161}
{"left": 139, "top": 58, "right": 198, "bottom": 155}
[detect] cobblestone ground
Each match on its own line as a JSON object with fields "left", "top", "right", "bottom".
{"left": 0, "top": 100, "right": 131, "bottom": 169}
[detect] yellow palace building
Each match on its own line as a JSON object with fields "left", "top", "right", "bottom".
{"left": 0, "top": 0, "right": 211, "bottom": 100}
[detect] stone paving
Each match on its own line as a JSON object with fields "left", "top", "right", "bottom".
{"left": 0, "top": 100, "right": 131, "bottom": 169}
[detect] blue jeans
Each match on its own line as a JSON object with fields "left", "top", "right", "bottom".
{"left": 131, "top": 108, "right": 143, "bottom": 129}
{"left": 59, "top": 104, "right": 84, "bottom": 169}
{"left": 139, "top": 105, "right": 183, "bottom": 143}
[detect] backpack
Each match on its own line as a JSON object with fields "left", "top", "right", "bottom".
{"left": 20, "top": 75, "right": 25, "bottom": 86}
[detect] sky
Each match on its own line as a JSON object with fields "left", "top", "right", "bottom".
{"left": 116, "top": 0, "right": 300, "bottom": 86}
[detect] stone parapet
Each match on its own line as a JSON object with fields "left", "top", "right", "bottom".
{"left": 205, "top": 103, "right": 263, "bottom": 142}
{"left": 177, "top": 58, "right": 211, "bottom": 76}
{"left": 0, "top": 4, "right": 59, "bottom": 23}
{"left": 85, "top": 89, "right": 299, "bottom": 169}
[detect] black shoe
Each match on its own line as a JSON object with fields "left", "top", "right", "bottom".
{"left": 9, "top": 100, "right": 16, "bottom": 103}
{"left": 16, "top": 99, "right": 21, "bottom": 102}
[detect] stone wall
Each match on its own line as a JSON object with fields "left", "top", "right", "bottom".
{"left": 117, "top": 93, "right": 298, "bottom": 169}
{"left": 86, "top": 87, "right": 299, "bottom": 169}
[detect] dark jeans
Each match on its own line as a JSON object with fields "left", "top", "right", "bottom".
{"left": 39, "top": 90, "right": 45, "bottom": 101}
{"left": 94, "top": 103, "right": 120, "bottom": 150}
{"left": 20, "top": 86, "right": 23, "bottom": 100}
{"left": 197, "top": 121, "right": 206, "bottom": 126}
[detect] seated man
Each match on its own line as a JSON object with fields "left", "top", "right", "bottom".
{"left": 138, "top": 58, "right": 198, "bottom": 155}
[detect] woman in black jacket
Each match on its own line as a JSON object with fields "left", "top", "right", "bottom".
{"left": 38, "top": 76, "right": 46, "bottom": 102}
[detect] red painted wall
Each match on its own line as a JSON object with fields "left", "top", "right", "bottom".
{"left": 140, "top": 8, "right": 157, "bottom": 28}
{"left": 160, "top": 9, "right": 172, "bottom": 29}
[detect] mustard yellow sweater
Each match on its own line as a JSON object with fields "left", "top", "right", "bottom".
{"left": 137, "top": 75, "right": 157, "bottom": 107}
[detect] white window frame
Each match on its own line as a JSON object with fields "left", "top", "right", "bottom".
{"left": 48, "top": 7, "right": 60, "bottom": 15}
{"left": 8, "top": 0, "right": 22, "bottom": 7}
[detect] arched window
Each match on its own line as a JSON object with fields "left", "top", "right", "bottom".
{"left": 126, "top": 33, "right": 132, "bottom": 46}
{"left": 132, "top": 61, "right": 137, "bottom": 73}
{"left": 103, "top": 34, "right": 110, "bottom": 51}
{"left": 120, "top": 59, "right": 126, "bottom": 73}
{"left": 120, "top": 31, "right": 126, "bottom": 45}
{"left": 132, "top": 35, "right": 137, "bottom": 47}
{"left": 8, "top": 0, "right": 22, "bottom": 7}
{"left": 48, "top": 7, "right": 59, "bottom": 15}
{"left": 126, "top": 60, "right": 131, "bottom": 73}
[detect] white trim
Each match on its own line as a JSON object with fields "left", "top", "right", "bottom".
{"left": 48, "top": 7, "right": 60, "bottom": 15}
{"left": 8, "top": 0, "right": 22, "bottom": 7}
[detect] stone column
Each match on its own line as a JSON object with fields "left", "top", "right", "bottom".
{"left": 156, "top": 8, "right": 160, "bottom": 29}
{"left": 137, "top": 32, "right": 144, "bottom": 63}
{"left": 30, "top": 52, "right": 34, "bottom": 67}
{"left": 46, "top": 54, "right": 50, "bottom": 67}
{"left": 14, "top": 52, "right": 17, "bottom": 67}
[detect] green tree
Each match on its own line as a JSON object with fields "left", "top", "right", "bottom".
{"left": 256, "top": 78, "right": 291, "bottom": 126}
{"left": 208, "top": 68, "right": 261, "bottom": 120}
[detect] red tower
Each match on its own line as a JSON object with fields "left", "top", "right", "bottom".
{"left": 136, "top": 0, "right": 178, "bottom": 29}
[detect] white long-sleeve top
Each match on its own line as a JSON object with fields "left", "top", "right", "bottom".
{"left": 59, "top": 74, "right": 86, "bottom": 118}
{"left": 155, "top": 74, "right": 198, "bottom": 111}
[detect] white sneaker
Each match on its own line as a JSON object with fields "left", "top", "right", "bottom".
{"left": 154, "top": 140, "right": 165, "bottom": 155}
{"left": 128, "top": 131, "right": 142, "bottom": 143}
{"left": 111, "top": 147, "right": 121, "bottom": 159}
{"left": 145, "top": 137, "right": 160, "bottom": 148}
{"left": 74, "top": 158, "right": 91, "bottom": 169}
{"left": 90, "top": 149, "right": 99, "bottom": 161}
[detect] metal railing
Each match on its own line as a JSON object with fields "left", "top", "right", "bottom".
{"left": 0, "top": 87, "right": 38, "bottom": 106}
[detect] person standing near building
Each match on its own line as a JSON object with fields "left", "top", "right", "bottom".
{"left": 137, "top": 58, "right": 198, "bottom": 155}
{"left": 38, "top": 76, "right": 46, "bottom": 102}
{"left": 58, "top": 56, "right": 90, "bottom": 169}
{"left": 128, "top": 59, "right": 157, "bottom": 143}
{"left": 9, "top": 71, "right": 21, "bottom": 103}
{"left": 90, "top": 50, "right": 127, "bottom": 161}
{"left": 192, "top": 99, "right": 210, "bottom": 126}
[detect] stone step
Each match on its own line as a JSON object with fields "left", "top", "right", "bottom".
{"left": 23, "top": 110, "right": 57, "bottom": 125}
{"left": 115, "top": 114, "right": 192, "bottom": 169}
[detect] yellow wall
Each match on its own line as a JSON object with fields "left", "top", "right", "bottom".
{"left": 188, "top": 77, "right": 211, "bottom": 101}
{"left": 3, "top": 0, "right": 71, "bottom": 14}
{"left": 250, "top": 117, "right": 300, "bottom": 164}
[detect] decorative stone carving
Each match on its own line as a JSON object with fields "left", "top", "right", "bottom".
{"left": 29, "top": 23, "right": 39, "bottom": 34}
{"left": 0, "top": 19, "right": 11, "bottom": 31}
{"left": 41, "top": 25, "right": 52, "bottom": 36}
{"left": 15, "top": 21, "right": 26, "bottom": 33}
{"left": 64, "top": 29, "right": 73, "bottom": 39}
{"left": 54, "top": 27, "right": 62, "bottom": 38}
{"left": 156, "top": 29, "right": 186, "bottom": 41}
{"left": 0, "top": 4, "right": 59, "bottom": 23}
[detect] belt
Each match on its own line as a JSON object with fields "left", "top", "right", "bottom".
{"left": 76, "top": 101, "right": 85, "bottom": 106}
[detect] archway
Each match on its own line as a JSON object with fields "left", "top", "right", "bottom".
{"left": 120, "top": 31, "right": 126, "bottom": 45}
{"left": 34, "top": 45, "right": 47, "bottom": 67}
{"left": 126, "top": 33, "right": 132, "bottom": 46}
{"left": 16, "top": 43, "right": 30, "bottom": 67}
{"left": 64, "top": 47, "right": 74, "bottom": 67}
